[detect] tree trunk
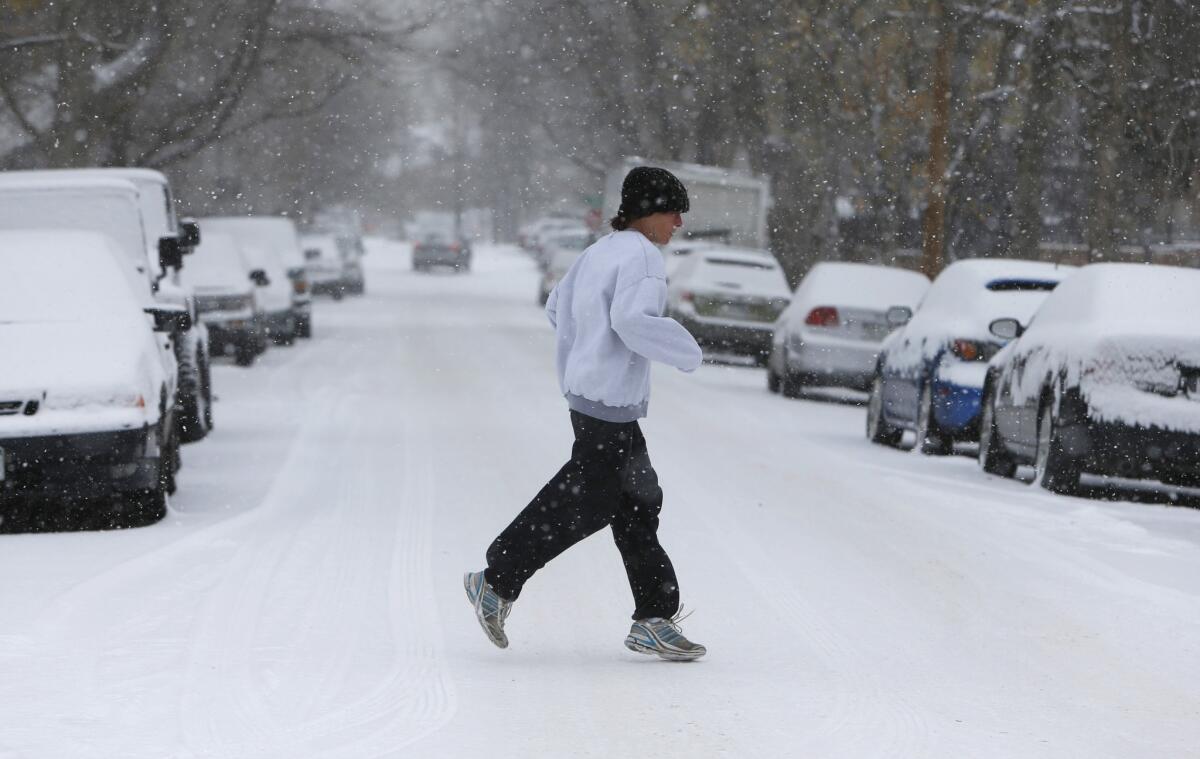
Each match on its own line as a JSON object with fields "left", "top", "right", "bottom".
{"left": 920, "top": 0, "right": 953, "bottom": 276}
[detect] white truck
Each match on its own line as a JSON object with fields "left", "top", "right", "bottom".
{"left": 603, "top": 157, "right": 772, "bottom": 249}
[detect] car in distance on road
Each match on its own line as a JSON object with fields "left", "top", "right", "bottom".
{"left": 181, "top": 232, "right": 268, "bottom": 366}
{"left": 413, "top": 230, "right": 472, "bottom": 272}
{"left": 978, "top": 263, "right": 1200, "bottom": 495}
{"left": 0, "top": 230, "right": 182, "bottom": 526}
{"left": 768, "top": 262, "right": 929, "bottom": 397}
{"left": 666, "top": 247, "right": 791, "bottom": 364}
{"left": 866, "top": 259, "right": 1074, "bottom": 454}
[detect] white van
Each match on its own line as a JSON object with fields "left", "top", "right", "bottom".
{"left": 0, "top": 230, "right": 182, "bottom": 525}
{"left": 200, "top": 216, "right": 312, "bottom": 339}
{"left": 0, "top": 169, "right": 214, "bottom": 443}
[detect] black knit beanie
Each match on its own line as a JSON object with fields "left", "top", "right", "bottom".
{"left": 612, "top": 166, "right": 690, "bottom": 230}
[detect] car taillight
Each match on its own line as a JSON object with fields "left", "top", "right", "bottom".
{"left": 805, "top": 306, "right": 839, "bottom": 327}
{"left": 951, "top": 339, "right": 983, "bottom": 361}
{"left": 450, "top": 242, "right": 461, "bottom": 253}
{"left": 681, "top": 290, "right": 694, "bottom": 302}
{"left": 293, "top": 279, "right": 307, "bottom": 295}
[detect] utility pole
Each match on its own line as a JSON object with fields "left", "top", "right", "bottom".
{"left": 920, "top": 0, "right": 954, "bottom": 277}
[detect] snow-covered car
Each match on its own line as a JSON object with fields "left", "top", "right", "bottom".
{"left": 866, "top": 258, "right": 1074, "bottom": 454}
{"left": 181, "top": 232, "right": 268, "bottom": 366}
{"left": 978, "top": 263, "right": 1200, "bottom": 495}
{"left": 518, "top": 216, "right": 583, "bottom": 252}
{"left": 301, "top": 232, "right": 347, "bottom": 299}
{"left": 538, "top": 244, "right": 587, "bottom": 305}
{"left": 661, "top": 239, "right": 722, "bottom": 279}
{"left": 0, "top": 230, "right": 182, "bottom": 524}
{"left": 200, "top": 216, "right": 312, "bottom": 338}
{"left": 533, "top": 227, "right": 591, "bottom": 272}
{"left": 0, "top": 171, "right": 213, "bottom": 443}
{"left": 768, "top": 263, "right": 929, "bottom": 396}
{"left": 235, "top": 242, "right": 297, "bottom": 345}
{"left": 666, "top": 247, "right": 791, "bottom": 363}
{"left": 413, "top": 230, "right": 472, "bottom": 272}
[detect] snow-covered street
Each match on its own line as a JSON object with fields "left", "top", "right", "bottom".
{"left": 2, "top": 241, "right": 1199, "bottom": 758}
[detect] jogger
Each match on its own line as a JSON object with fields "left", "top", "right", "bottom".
{"left": 466, "top": 165, "right": 706, "bottom": 660}
{"left": 484, "top": 411, "right": 679, "bottom": 621}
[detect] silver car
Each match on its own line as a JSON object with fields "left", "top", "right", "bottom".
{"left": 768, "top": 262, "right": 928, "bottom": 396}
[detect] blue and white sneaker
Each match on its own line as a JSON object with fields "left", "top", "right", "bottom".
{"left": 624, "top": 610, "right": 706, "bottom": 661}
{"left": 464, "top": 570, "right": 513, "bottom": 649}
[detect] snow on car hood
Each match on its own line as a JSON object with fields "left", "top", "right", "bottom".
{"left": 1000, "top": 330, "right": 1200, "bottom": 434}
{"left": 0, "top": 316, "right": 163, "bottom": 415}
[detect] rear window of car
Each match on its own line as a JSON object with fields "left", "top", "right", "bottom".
{"left": 985, "top": 279, "right": 1060, "bottom": 292}
{"left": 704, "top": 257, "right": 776, "bottom": 271}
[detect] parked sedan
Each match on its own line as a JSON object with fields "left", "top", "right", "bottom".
{"left": 768, "top": 262, "right": 929, "bottom": 396}
{"left": 666, "top": 247, "right": 791, "bottom": 363}
{"left": 413, "top": 231, "right": 472, "bottom": 272}
{"left": 0, "top": 230, "right": 181, "bottom": 525}
{"left": 978, "top": 263, "right": 1200, "bottom": 495}
{"left": 866, "top": 259, "right": 1074, "bottom": 454}
{"left": 181, "top": 232, "right": 268, "bottom": 366}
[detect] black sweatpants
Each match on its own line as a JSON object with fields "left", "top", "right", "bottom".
{"left": 484, "top": 410, "right": 680, "bottom": 621}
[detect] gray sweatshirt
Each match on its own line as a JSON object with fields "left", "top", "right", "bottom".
{"left": 545, "top": 230, "right": 703, "bottom": 422}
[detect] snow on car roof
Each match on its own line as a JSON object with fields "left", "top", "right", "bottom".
{"left": 1027, "top": 262, "right": 1200, "bottom": 336}
{"left": 180, "top": 232, "right": 251, "bottom": 292}
{"left": 916, "top": 258, "right": 1074, "bottom": 324}
{"left": 681, "top": 247, "right": 790, "bottom": 297}
{"left": 0, "top": 230, "right": 143, "bottom": 321}
{"left": 794, "top": 262, "right": 929, "bottom": 310}
{"left": 200, "top": 215, "right": 303, "bottom": 266}
{"left": 0, "top": 174, "right": 139, "bottom": 193}
{"left": 0, "top": 167, "right": 168, "bottom": 186}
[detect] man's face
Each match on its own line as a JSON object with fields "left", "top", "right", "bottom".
{"left": 641, "top": 211, "right": 683, "bottom": 245}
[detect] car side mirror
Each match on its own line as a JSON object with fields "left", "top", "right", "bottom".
{"left": 989, "top": 317, "right": 1024, "bottom": 340}
{"left": 158, "top": 236, "right": 184, "bottom": 270}
{"left": 885, "top": 306, "right": 913, "bottom": 328}
{"left": 249, "top": 269, "right": 270, "bottom": 287}
{"left": 146, "top": 305, "right": 192, "bottom": 333}
{"left": 179, "top": 219, "right": 201, "bottom": 248}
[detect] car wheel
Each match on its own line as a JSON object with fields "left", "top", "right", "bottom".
{"left": 177, "top": 342, "right": 212, "bottom": 443}
{"left": 1034, "top": 396, "right": 1082, "bottom": 495}
{"left": 235, "top": 341, "right": 257, "bottom": 367}
{"left": 978, "top": 384, "right": 1017, "bottom": 477}
{"left": 766, "top": 359, "right": 781, "bottom": 394}
{"left": 866, "top": 374, "right": 903, "bottom": 447}
{"left": 297, "top": 316, "right": 312, "bottom": 339}
{"left": 916, "top": 382, "right": 952, "bottom": 455}
{"left": 779, "top": 349, "right": 804, "bottom": 398}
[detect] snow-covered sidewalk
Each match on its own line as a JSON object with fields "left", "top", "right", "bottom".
{"left": 1, "top": 241, "right": 1198, "bottom": 758}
